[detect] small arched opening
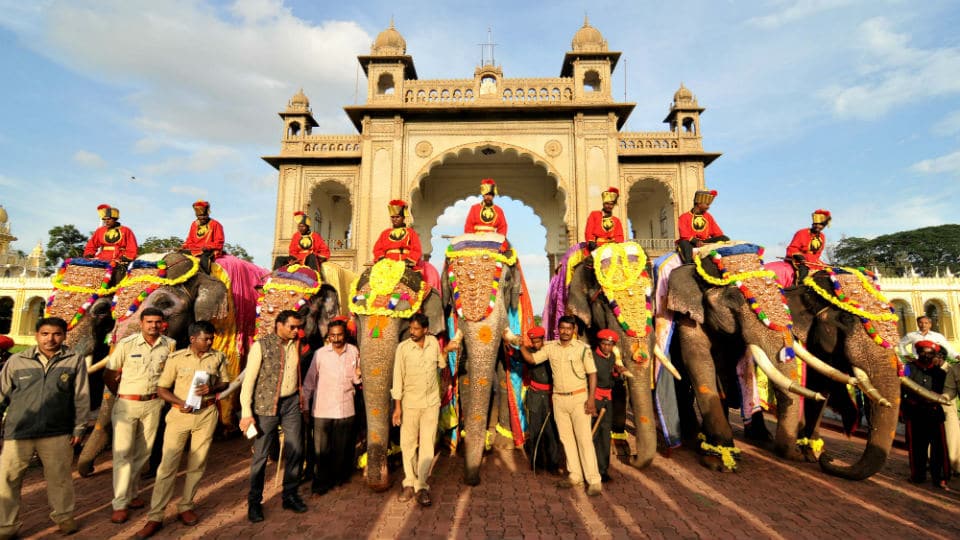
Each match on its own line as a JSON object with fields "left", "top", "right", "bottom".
{"left": 18, "top": 297, "right": 44, "bottom": 336}
{"left": 287, "top": 121, "right": 301, "bottom": 137}
{"left": 924, "top": 298, "right": 954, "bottom": 340}
{"left": 583, "top": 70, "right": 601, "bottom": 93}
{"left": 0, "top": 297, "right": 13, "bottom": 335}
{"left": 306, "top": 180, "right": 353, "bottom": 251}
{"left": 377, "top": 73, "right": 395, "bottom": 95}
{"left": 890, "top": 299, "right": 913, "bottom": 338}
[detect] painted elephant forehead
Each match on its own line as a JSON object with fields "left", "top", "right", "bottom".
{"left": 833, "top": 272, "right": 899, "bottom": 347}
{"left": 723, "top": 253, "right": 793, "bottom": 331}
{"left": 448, "top": 255, "right": 500, "bottom": 322}
{"left": 47, "top": 258, "right": 116, "bottom": 339}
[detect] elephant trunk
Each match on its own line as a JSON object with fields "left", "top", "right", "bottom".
{"left": 626, "top": 337, "right": 656, "bottom": 469}
{"left": 819, "top": 359, "right": 900, "bottom": 480}
{"left": 359, "top": 319, "right": 401, "bottom": 492}
{"left": 460, "top": 321, "right": 502, "bottom": 486}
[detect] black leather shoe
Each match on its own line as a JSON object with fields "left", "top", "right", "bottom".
{"left": 247, "top": 503, "right": 264, "bottom": 523}
{"left": 281, "top": 495, "right": 308, "bottom": 513}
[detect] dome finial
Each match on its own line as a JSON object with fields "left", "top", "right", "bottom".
{"left": 372, "top": 19, "right": 407, "bottom": 55}
{"left": 571, "top": 17, "right": 607, "bottom": 52}
{"left": 584, "top": 13, "right": 589, "bottom": 26}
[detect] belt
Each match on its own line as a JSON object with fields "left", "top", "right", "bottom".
{"left": 118, "top": 393, "right": 158, "bottom": 401}
{"left": 594, "top": 387, "right": 613, "bottom": 401}
{"left": 473, "top": 225, "right": 496, "bottom": 232}
{"left": 529, "top": 380, "right": 552, "bottom": 392}
{"left": 553, "top": 388, "right": 586, "bottom": 397}
{"left": 385, "top": 248, "right": 408, "bottom": 254}
{"left": 182, "top": 399, "right": 217, "bottom": 412}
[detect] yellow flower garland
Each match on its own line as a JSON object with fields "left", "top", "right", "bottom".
{"left": 446, "top": 247, "right": 517, "bottom": 266}
{"left": 593, "top": 243, "right": 647, "bottom": 292}
{"left": 796, "top": 437, "right": 824, "bottom": 454}
{"left": 697, "top": 433, "right": 741, "bottom": 470}
{"left": 694, "top": 255, "right": 776, "bottom": 286}
{"left": 802, "top": 276, "right": 899, "bottom": 322}
{"left": 838, "top": 266, "right": 893, "bottom": 306}
{"left": 262, "top": 265, "right": 322, "bottom": 296}
{"left": 369, "top": 259, "right": 407, "bottom": 298}
{"left": 348, "top": 275, "right": 430, "bottom": 318}
{"left": 52, "top": 255, "right": 201, "bottom": 295}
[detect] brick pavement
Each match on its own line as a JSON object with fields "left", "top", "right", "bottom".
{"left": 8, "top": 416, "right": 960, "bottom": 540}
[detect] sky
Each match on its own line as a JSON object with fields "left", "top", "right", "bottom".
{"left": 1, "top": 0, "right": 958, "bottom": 314}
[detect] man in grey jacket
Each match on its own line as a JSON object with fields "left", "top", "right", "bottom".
{"left": 0, "top": 317, "right": 90, "bottom": 539}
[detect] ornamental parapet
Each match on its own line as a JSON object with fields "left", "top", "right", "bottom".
{"left": 279, "top": 135, "right": 362, "bottom": 156}
{"left": 618, "top": 132, "right": 683, "bottom": 154}
{"left": 402, "top": 77, "right": 578, "bottom": 106}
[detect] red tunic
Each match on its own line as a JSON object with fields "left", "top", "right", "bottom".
{"left": 288, "top": 231, "right": 331, "bottom": 263}
{"left": 372, "top": 227, "right": 422, "bottom": 264}
{"left": 677, "top": 211, "right": 723, "bottom": 242}
{"left": 182, "top": 218, "right": 225, "bottom": 256}
{"left": 464, "top": 203, "right": 507, "bottom": 235}
{"left": 584, "top": 210, "right": 625, "bottom": 245}
{"left": 786, "top": 228, "right": 826, "bottom": 264}
{"left": 83, "top": 225, "right": 138, "bottom": 261}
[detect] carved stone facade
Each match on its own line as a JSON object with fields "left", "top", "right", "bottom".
{"left": 262, "top": 18, "right": 722, "bottom": 270}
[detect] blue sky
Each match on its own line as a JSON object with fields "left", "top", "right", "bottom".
{"left": 1, "top": 0, "right": 958, "bottom": 313}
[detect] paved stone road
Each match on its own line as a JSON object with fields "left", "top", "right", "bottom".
{"left": 10, "top": 417, "right": 960, "bottom": 539}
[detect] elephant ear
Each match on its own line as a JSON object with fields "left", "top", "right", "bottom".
{"left": 503, "top": 265, "right": 521, "bottom": 313}
{"left": 565, "top": 262, "right": 592, "bottom": 328}
{"left": 666, "top": 265, "right": 705, "bottom": 324}
{"left": 422, "top": 290, "right": 446, "bottom": 335}
{"left": 194, "top": 274, "right": 228, "bottom": 321}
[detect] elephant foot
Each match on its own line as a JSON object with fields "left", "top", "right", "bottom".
{"left": 743, "top": 419, "right": 773, "bottom": 443}
{"left": 629, "top": 454, "right": 654, "bottom": 470}
{"left": 77, "top": 461, "right": 94, "bottom": 478}
{"left": 493, "top": 433, "right": 514, "bottom": 450}
{"left": 797, "top": 437, "right": 825, "bottom": 463}
{"left": 613, "top": 439, "right": 632, "bottom": 457}
{"left": 773, "top": 443, "right": 804, "bottom": 462}
{"left": 463, "top": 470, "right": 481, "bottom": 486}
{"left": 799, "top": 446, "right": 820, "bottom": 463}
{"left": 365, "top": 462, "right": 391, "bottom": 492}
{"left": 699, "top": 454, "right": 737, "bottom": 472}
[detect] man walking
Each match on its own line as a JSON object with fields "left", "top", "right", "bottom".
{"left": 104, "top": 307, "right": 176, "bottom": 524}
{"left": 240, "top": 310, "right": 308, "bottom": 522}
{"left": 520, "top": 315, "right": 601, "bottom": 495}
{"left": 134, "top": 321, "right": 230, "bottom": 538}
{"left": 0, "top": 317, "right": 89, "bottom": 538}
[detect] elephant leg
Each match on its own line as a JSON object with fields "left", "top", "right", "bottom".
{"left": 744, "top": 410, "right": 773, "bottom": 442}
{"left": 772, "top": 387, "right": 802, "bottom": 461}
{"left": 799, "top": 394, "right": 828, "bottom": 462}
{"left": 78, "top": 393, "right": 114, "bottom": 477}
{"left": 676, "top": 320, "right": 735, "bottom": 471}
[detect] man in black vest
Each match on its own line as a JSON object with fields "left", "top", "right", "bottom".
{"left": 239, "top": 310, "right": 307, "bottom": 522}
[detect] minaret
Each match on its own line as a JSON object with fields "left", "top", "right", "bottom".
{"left": 664, "top": 83, "right": 705, "bottom": 138}
{"left": 279, "top": 89, "right": 318, "bottom": 139}
{"left": 357, "top": 19, "right": 417, "bottom": 103}
{"left": 561, "top": 16, "right": 621, "bottom": 100}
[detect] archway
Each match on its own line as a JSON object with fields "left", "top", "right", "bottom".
{"left": 0, "top": 297, "right": 12, "bottom": 335}
{"left": 18, "top": 296, "right": 44, "bottom": 336}
{"left": 409, "top": 143, "right": 568, "bottom": 266}
{"left": 890, "top": 298, "right": 913, "bottom": 338}
{"left": 626, "top": 178, "right": 675, "bottom": 257}
{"left": 924, "top": 298, "right": 953, "bottom": 340}
{"left": 306, "top": 180, "right": 353, "bottom": 250}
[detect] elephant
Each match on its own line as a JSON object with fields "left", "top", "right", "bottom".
{"left": 349, "top": 258, "right": 445, "bottom": 491}
{"left": 785, "top": 267, "right": 951, "bottom": 480}
{"left": 564, "top": 242, "right": 664, "bottom": 470}
{"left": 659, "top": 243, "right": 825, "bottom": 471}
{"left": 441, "top": 233, "right": 523, "bottom": 486}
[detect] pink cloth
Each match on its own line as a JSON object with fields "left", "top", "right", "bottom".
{"left": 302, "top": 343, "right": 361, "bottom": 419}
{"left": 214, "top": 255, "right": 270, "bottom": 357}
{"left": 420, "top": 260, "right": 441, "bottom": 294}
{"left": 765, "top": 261, "right": 794, "bottom": 289}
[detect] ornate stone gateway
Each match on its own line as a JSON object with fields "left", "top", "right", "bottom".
{"left": 263, "top": 19, "right": 721, "bottom": 271}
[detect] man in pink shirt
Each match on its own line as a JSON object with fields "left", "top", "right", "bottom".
{"left": 301, "top": 319, "right": 361, "bottom": 496}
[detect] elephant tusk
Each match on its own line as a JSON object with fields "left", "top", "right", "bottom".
{"left": 900, "top": 376, "right": 952, "bottom": 405}
{"left": 87, "top": 356, "right": 109, "bottom": 374}
{"left": 851, "top": 367, "right": 893, "bottom": 408}
{"left": 653, "top": 343, "right": 682, "bottom": 380}
{"left": 612, "top": 347, "right": 634, "bottom": 379}
{"left": 501, "top": 327, "right": 521, "bottom": 347}
{"left": 748, "top": 344, "right": 825, "bottom": 401}
{"left": 793, "top": 341, "right": 857, "bottom": 386}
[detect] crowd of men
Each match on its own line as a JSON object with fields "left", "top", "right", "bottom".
{"left": 0, "top": 177, "right": 956, "bottom": 538}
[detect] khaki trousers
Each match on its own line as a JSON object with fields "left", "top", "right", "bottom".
{"left": 147, "top": 405, "right": 219, "bottom": 521}
{"left": 111, "top": 397, "right": 162, "bottom": 510}
{"left": 553, "top": 392, "right": 602, "bottom": 487}
{"left": 399, "top": 406, "right": 438, "bottom": 491}
{"left": 0, "top": 435, "right": 75, "bottom": 536}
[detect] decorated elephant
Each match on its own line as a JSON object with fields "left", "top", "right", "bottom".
{"left": 349, "top": 258, "right": 445, "bottom": 491}
{"left": 441, "top": 233, "right": 527, "bottom": 486}
{"left": 564, "top": 242, "right": 672, "bottom": 470}
{"left": 657, "top": 243, "right": 825, "bottom": 471}
{"left": 785, "top": 266, "right": 950, "bottom": 479}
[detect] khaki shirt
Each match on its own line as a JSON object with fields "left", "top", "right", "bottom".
{"left": 240, "top": 339, "right": 299, "bottom": 418}
{"left": 531, "top": 339, "right": 595, "bottom": 394}
{"left": 106, "top": 333, "right": 176, "bottom": 395}
{"left": 158, "top": 347, "right": 231, "bottom": 402}
{"left": 391, "top": 335, "right": 445, "bottom": 408}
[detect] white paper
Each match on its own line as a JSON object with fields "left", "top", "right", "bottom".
{"left": 185, "top": 370, "right": 210, "bottom": 409}
{"left": 245, "top": 423, "right": 258, "bottom": 439}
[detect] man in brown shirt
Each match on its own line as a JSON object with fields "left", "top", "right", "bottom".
{"left": 520, "top": 315, "right": 601, "bottom": 495}
{"left": 391, "top": 313, "right": 453, "bottom": 507}
{"left": 104, "top": 307, "right": 176, "bottom": 524}
{"left": 134, "top": 321, "right": 230, "bottom": 538}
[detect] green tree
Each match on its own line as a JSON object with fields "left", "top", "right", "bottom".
{"left": 45, "top": 225, "right": 88, "bottom": 267}
{"left": 224, "top": 243, "right": 253, "bottom": 262}
{"left": 831, "top": 224, "right": 960, "bottom": 276}
{"left": 139, "top": 236, "right": 184, "bottom": 254}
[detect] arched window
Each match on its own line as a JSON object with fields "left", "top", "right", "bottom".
{"left": 287, "top": 121, "right": 301, "bottom": 137}
{"left": 0, "top": 297, "right": 13, "bottom": 335}
{"left": 377, "top": 73, "right": 395, "bottom": 95}
{"left": 891, "top": 299, "right": 911, "bottom": 337}
{"left": 583, "top": 70, "right": 601, "bottom": 92}
{"left": 682, "top": 117, "right": 696, "bottom": 134}
{"left": 924, "top": 299, "right": 954, "bottom": 340}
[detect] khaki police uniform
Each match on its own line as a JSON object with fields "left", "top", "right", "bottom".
{"left": 531, "top": 339, "right": 601, "bottom": 487}
{"left": 391, "top": 335, "right": 445, "bottom": 492}
{"left": 146, "top": 347, "right": 230, "bottom": 521}
{"left": 106, "top": 333, "right": 176, "bottom": 510}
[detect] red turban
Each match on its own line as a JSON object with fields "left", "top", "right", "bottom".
{"left": 597, "top": 329, "right": 619, "bottom": 343}
{"left": 527, "top": 326, "right": 546, "bottom": 339}
{"left": 0, "top": 335, "right": 14, "bottom": 351}
{"left": 915, "top": 340, "right": 941, "bottom": 353}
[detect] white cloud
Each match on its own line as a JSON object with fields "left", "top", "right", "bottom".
{"left": 142, "top": 145, "right": 239, "bottom": 176}
{"left": 72, "top": 149, "right": 107, "bottom": 168}
{"left": 910, "top": 150, "right": 960, "bottom": 175}
{"left": 3, "top": 0, "right": 372, "bottom": 146}
{"left": 747, "top": 0, "right": 857, "bottom": 30}
{"left": 822, "top": 17, "right": 960, "bottom": 119}
{"left": 435, "top": 198, "right": 478, "bottom": 227}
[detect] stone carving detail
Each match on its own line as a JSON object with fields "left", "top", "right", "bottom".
{"left": 415, "top": 141, "right": 433, "bottom": 158}
{"left": 544, "top": 140, "right": 562, "bottom": 157}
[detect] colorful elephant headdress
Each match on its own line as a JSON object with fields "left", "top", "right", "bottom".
{"left": 480, "top": 178, "right": 498, "bottom": 196}
{"left": 601, "top": 187, "right": 619, "bottom": 204}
